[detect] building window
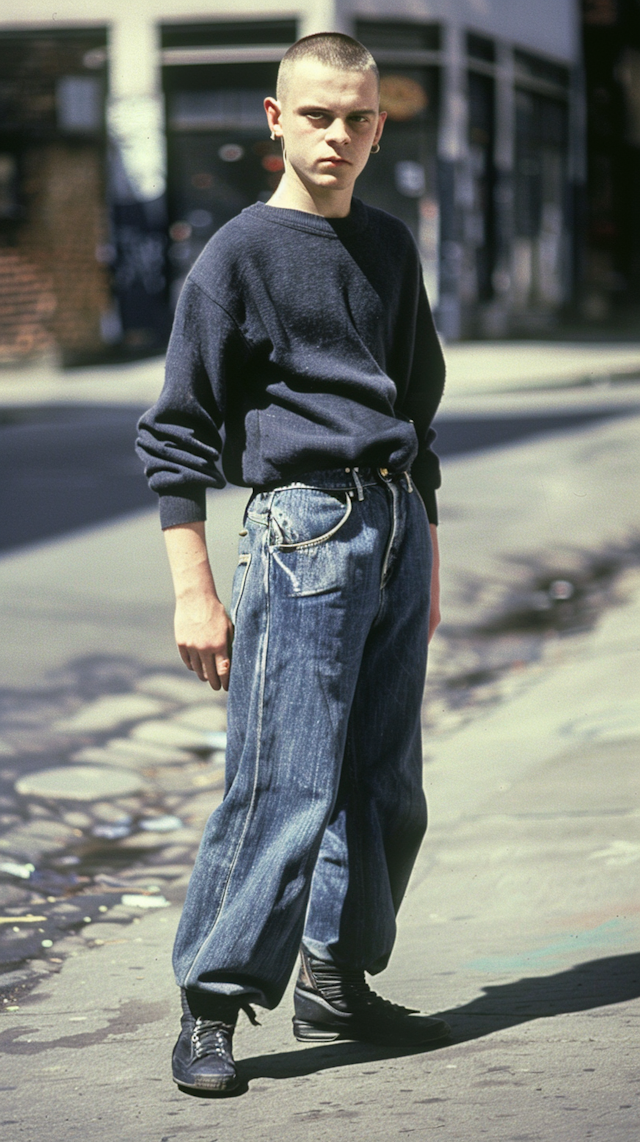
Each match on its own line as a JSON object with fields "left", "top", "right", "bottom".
{"left": 161, "top": 20, "right": 297, "bottom": 307}
{"left": 0, "top": 154, "right": 19, "bottom": 219}
{"left": 514, "top": 50, "right": 570, "bottom": 91}
{"left": 467, "top": 33, "right": 495, "bottom": 64}
{"left": 355, "top": 21, "right": 441, "bottom": 52}
{"left": 169, "top": 89, "right": 269, "bottom": 132}
{"left": 513, "top": 90, "right": 568, "bottom": 308}
{"left": 466, "top": 72, "right": 496, "bottom": 304}
{"left": 583, "top": 0, "right": 619, "bottom": 26}
{"left": 354, "top": 23, "right": 441, "bottom": 301}
{"left": 161, "top": 19, "right": 297, "bottom": 50}
{"left": 56, "top": 75, "right": 104, "bottom": 134}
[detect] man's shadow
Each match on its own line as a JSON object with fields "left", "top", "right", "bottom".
{"left": 233, "top": 951, "right": 639, "bottom": 1085}
{"left": 179, "top": 952, "right": 639, "bottom": 1096}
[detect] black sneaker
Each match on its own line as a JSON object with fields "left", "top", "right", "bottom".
{"left": 172, "top": 990, "right": 253, "bottom": 1092}
{"left": 292, "top": 946, "right": 451, "bottom": 1046}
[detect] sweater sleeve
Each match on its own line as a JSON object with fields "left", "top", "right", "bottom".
{"left": 135, "top": 278, "right": 248, "bottom": 529}
{"left": 397, "top": 268, "right": 446, "bottom": 525}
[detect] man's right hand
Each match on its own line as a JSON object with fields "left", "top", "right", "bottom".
{"left": 163, "top": 521, "right": 233, "bottom": 692}
{"left": 174, "top": 593, "right": 233, "bottom": 691}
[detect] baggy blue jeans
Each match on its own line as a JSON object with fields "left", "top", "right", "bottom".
{"left": 172, "top": 466, "right": 432, "bottom": 1010}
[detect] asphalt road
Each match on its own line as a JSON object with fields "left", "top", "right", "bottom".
{"left": 0, "top": 403, "right": 625, "bottom": 553}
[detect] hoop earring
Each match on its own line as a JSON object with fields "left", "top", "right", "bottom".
{"left": 370, "top": 142, "right": 380, "bottom": 154}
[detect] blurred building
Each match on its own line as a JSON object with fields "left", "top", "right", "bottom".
{"left": 0, "top": 2, "right": 583, "bottom": 362}
{"left": 582, "top": 0, "right": 640, "bottom": 324}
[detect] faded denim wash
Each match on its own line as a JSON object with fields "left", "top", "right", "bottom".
{"left": 173, "top": 466, "right": 432, "bottom": 1010}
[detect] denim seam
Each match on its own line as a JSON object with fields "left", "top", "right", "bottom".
{"left": 345, "top": 720, "right": 366, "bottom": 957}
{"left": 379, "top": 480, "right": 400, "bottom": 592}
{"left": 230, "top": 553, "right": 251, "bottom": 626}
{"left": 184, "top": 528, "right": 271, "bottom": 987}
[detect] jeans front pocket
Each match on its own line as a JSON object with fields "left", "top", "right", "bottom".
{"left": 269, "top": 488, "right": 356, "bottom": 598}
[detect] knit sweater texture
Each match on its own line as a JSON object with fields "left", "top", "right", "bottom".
{"left": 136, "top": 197, "right": 445, "bottom": 525}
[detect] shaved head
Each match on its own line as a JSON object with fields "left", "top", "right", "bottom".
{"left": 277, "top": 32, "right": 379, "bottom": 103}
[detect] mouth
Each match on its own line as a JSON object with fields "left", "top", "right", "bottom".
{"left": 319, "top": 156, "right": 350, "bottom": 167}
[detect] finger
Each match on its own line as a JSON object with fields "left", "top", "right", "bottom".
{"left": 215, "top": 653, "right": 231, "bottom": 692}
{"left": 178, "top": 646, "right": 194, "bottom": 671}
{"left": 188, "top": 651, "right": 208, "bottom": 682}
{"left": 201, "top": 651, "right": 221, "bottom": 691}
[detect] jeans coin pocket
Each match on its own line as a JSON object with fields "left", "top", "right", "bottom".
{"left": 269, "top": 489, "right": 352, "bottom": 550}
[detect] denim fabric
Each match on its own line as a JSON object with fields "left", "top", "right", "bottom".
{"left": 172, "top": 466, "right": 432, "bottom": 1009}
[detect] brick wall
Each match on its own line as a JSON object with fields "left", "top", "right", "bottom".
{"left": 0, "top": 249, "right": 56, "bottom": 363}
{"left": 0, "top": 144, "right": 111, "bottom": 364}
{"left": 19, "top": 144, "right": 111, "bottom": 358}
{"left": 0, "top": 28, "right": 111, "bottom": 365}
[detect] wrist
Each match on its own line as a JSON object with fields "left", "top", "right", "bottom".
{"left": 174, "top": 576, "right": 219, "bottom": 605}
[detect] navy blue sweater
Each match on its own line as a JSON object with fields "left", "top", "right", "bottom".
{"left": 136, "top": 197, "right": 445, "bottom": 525}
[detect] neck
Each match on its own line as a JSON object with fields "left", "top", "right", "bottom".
{"left": 266, "top": 170, "right": 353, "bottom": 219}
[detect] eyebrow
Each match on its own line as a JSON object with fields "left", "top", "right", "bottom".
{"left": 298, "top": 104, "right": 377, "bottom": 116}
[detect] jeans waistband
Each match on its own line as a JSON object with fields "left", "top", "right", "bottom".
{"left": 254, "top": 466, "right": 413, "bottom": 495}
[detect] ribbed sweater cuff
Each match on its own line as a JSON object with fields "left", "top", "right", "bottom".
{"left": 158, "top": 490, "right": 207, "bottom": 530}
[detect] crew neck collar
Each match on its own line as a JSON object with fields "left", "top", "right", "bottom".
{"left": 246, "top": 196, "right": 368, "bottom": 238}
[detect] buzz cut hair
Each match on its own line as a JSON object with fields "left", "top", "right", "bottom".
{"left": 276, "top": 32, "right": 379, "bottom": 102}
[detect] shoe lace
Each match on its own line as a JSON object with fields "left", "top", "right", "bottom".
{"left": 191, "top": 1018, "right": 233, "bottom": 1059}
{"left": 191, "top": 1001, "right": 259, "bottom": 1059}
{"left": 309, "top": 957, "right": 417, "bottom": 1017}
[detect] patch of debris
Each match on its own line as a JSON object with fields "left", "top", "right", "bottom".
{"left": 481, "top": 540, "right": 640, "bottom": 635}
{"left": 0, "top": 659, "right": 228, "bottom": 1003}
{"left": 424, "top": 540, "right": 640, "bottom": 737}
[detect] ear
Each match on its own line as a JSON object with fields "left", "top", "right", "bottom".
{"left": 373, "top": 110, "right": 387, "bottom": 147}
{"left": 264, "top": 97, "right": 284, "bottom": 138}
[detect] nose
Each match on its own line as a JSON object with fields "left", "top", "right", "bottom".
{"left": 325, "top": 117, "right": 350, "bottom": 147}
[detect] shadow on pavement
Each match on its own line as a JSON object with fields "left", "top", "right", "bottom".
{"left": 438, "top": 951, "right": 640, "bottom": 1042}
{"left": 232, "top": 952, "right": 639, "bottom": 1088}
{"left": 432, "top": 409, "right": 626, "bottom": 458}
{"left": 0, "top": 405, "right": 628, "bottom": 554}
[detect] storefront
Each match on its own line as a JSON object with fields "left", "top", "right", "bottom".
{"left": 0, "top": 2, "right": 582, "bottom": 360}
{"left": 161, "top": 20, "right": 296, "bottom": 310}
{"left": 158, "top": 12, "right": 580, "bottom": 340}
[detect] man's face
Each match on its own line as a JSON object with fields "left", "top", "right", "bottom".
{"left": 267, "top": 59, "right": 385, "bottom": 195}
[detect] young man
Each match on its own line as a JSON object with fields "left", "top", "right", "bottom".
{"left": 137, "top": 32, "right": 448, "bottom": 1093}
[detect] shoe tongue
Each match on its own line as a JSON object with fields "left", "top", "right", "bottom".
{"left": 181, "top": 988, "right": 239, "bottom": 1023}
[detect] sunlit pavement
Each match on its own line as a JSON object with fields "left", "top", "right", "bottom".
{"left": 0, "top": 350, "right": 638, "bottom": 1140}
{"left": 2, "top": 339, "right": 640, "bottom": 408}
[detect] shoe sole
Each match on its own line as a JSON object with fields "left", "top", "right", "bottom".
{"left": 292, "top": 1017, "right": 451, "bottom": 1045}
{"left": 293, "top": 1018, "right": 343, "bottom": 1042}
{"left": 173, "top": 1074, "right": 240, "bottom": 1092}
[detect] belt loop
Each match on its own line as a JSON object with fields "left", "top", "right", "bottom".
{"left": 404, "top": 471, "right": 414, "bottom": 493}
{"left": 352, "top": 467, "right": 364, "bottom": 501}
